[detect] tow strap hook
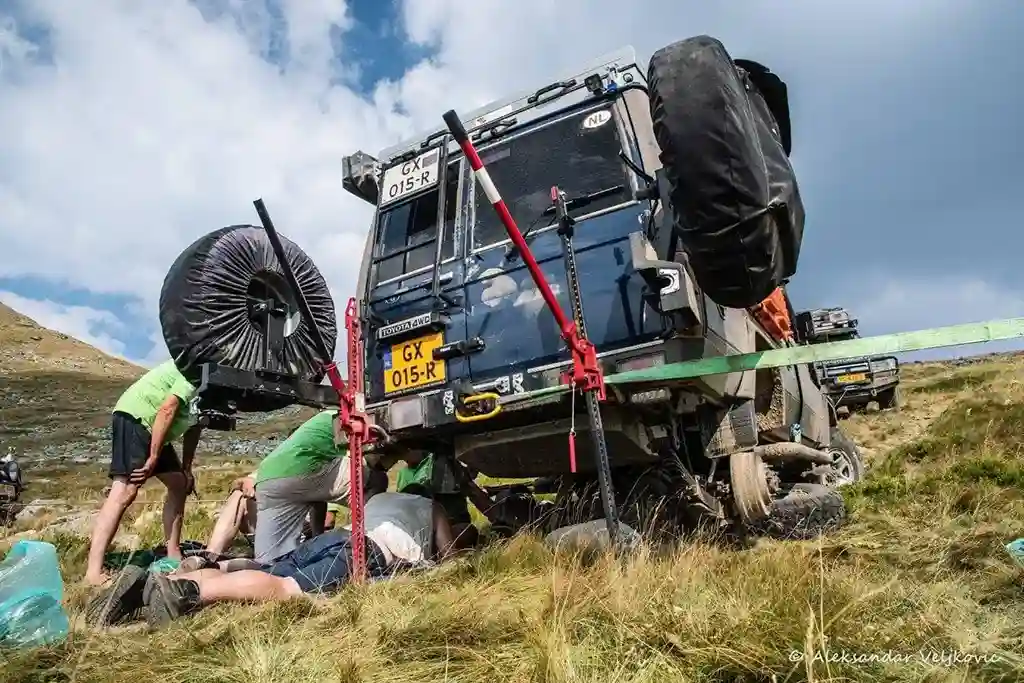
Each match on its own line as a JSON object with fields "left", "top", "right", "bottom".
{"left": 455, "top": 392, "right": 501, "bottom": 423}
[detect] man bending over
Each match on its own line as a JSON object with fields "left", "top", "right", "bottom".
{"left": 85, "top": 360, "right": 202, "bottom": 586}
{"left": 142, "top": 475, "right": 457, "bottom": 627}
{"left": 252, "top": 409, "right": 384, "bottom": 563}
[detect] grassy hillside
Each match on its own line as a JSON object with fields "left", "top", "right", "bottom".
{"left": 2, "top": 305, "right": 1024, "bottom": 682}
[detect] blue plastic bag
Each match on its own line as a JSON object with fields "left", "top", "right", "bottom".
{"left": 1005, "top": 538, "right": 1024, "bottom": 567}
{"left": 0, "top": 541, "right": 69, "bottom": 648}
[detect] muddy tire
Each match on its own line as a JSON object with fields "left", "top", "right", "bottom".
{"left": 648, "top": 35, "right": 804, "bottom": 309}
{"left": 878, "top": 386, "right": 902, "bottom": 411}
{"left": 824, "top": 426, "right": 865, "bottom": 486}
{"left": 753, "top": 483, "right": 846, "bottom": 540}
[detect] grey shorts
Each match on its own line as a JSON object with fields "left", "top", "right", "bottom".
{"left": 253, "top": 456, "right": 361, "bottom": 564}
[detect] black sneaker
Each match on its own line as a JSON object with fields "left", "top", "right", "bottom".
{"left": 86, "top": 565, "right": 148, "bottom": 627}
{"left": 143, "top": 573, "right": 202, "bottom": 629}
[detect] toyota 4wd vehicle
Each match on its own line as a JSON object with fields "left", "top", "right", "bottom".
{"left": 795, "top": 307, "right": 902, "bottom": 416}
{"left": 160, "top": 36, "right": 866, "bottom": 540}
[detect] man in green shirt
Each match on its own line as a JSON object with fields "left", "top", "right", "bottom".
{"left": 85, "top": 360, "right": 203, "bottom": 586}
{"left": 254, "top": 409, "right": 387, "bottom": 563}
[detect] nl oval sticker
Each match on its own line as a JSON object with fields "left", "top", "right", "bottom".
{"left": 581, "top": 110, "right": 612, "bottom": 130}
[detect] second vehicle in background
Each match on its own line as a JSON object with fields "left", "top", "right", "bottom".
{"left": 795, "top": 307, "right": 902, "bottom": 417}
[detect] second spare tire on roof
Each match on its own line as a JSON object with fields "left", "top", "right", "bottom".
{"left": 648, "top": 34, "right": 805, "bottom": 310}
{"left": 159, "top": 225, "right": 337, "bottom": 413}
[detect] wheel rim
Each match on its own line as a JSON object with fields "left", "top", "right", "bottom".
{"left": 825, "top": 449, "right": 858, "bottom": 486}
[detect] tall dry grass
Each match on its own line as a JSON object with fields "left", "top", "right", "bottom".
{"left": 3, "top": 354, "right": 1024, "bottom": 682}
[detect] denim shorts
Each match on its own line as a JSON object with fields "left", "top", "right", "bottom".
{"left": 262, "top": 528, "right": 388, "bottom": 594}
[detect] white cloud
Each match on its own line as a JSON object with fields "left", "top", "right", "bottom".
{"left": 850, "top": 276, "right": 1024, "bottom": 361}
{"left": 0, "top": 0, "right": 1001, "bottom": 364}
{"left": 0, "top": 290, "right": 129, "bottom": 360}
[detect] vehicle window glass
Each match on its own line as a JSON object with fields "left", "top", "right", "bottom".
{"left": 373, "top": 167, "right": 458, "bottom": 285}
{"left": 472, "top": 107, "right": 629, "bottom": 250}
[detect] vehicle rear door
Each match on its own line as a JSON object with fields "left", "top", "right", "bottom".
{"left": 462, "top": 102, "right": 658, "bottom": 385}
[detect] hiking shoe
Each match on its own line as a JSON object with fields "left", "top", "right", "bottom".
{"left": 143, "top": 573, "right": 202, "bottom": 629}
{"left": 85, "top": 564, "right": 148, "bottom": 627}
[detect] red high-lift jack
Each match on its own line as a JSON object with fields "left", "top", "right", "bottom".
{"left": 254, "top": 200, "right": 375, "bottom": 583}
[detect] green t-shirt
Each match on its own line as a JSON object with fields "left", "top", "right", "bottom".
{"left": 112, "top": 360, "right": 196, "bottom": 444}
{"left": 396, "top": 455, "right": 435, "bottom": 493}
{"left": 256, "top": 410, "right": 347, "bottom": 484}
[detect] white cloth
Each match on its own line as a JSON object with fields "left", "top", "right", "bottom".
{"left": 358, "top": 492, "right": 434, "bottom": 565}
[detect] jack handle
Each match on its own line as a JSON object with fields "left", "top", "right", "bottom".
{"left": 441, "top": 111, "right": 605, "bottom": 397}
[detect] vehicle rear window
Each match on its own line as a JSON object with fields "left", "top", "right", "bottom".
{"left": 472, "top": 107, "right": 630, "bottom": 250}
{"left": 373, "top": 167, "right": 458, "bottom": 284}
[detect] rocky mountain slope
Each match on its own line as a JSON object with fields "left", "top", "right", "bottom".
{"left": 0, "top": 302, "right": 315, "bottom": 536}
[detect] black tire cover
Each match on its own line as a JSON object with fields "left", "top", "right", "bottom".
{"left": 159, "top": 225, "right": 337, "bottom": 408}
{"left": 648, "top": 35, "right": 805, "bottom": 309}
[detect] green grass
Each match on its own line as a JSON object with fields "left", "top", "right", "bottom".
{"left": 4, "top": 350, "right": 1024, "bottom": 681}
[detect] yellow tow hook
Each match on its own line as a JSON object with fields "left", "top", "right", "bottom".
{"left": 455, "top": 392, "right": 502, "bottom": 423}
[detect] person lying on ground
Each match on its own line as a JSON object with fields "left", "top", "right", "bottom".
{"left": 396, "top": 451, "right": 501, "bottom": 550}
{"left": 84, "top": 360, "right": 203, "bottom": 586}
{"left": 142, "top": 479, "right": 459, "bottom": 627}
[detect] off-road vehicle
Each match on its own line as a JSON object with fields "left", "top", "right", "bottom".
{"left": 795, "top": 307, "right": 901, "bottom": 415}
{"left": 160, "top": 36, "right": 866, "bottom": 541}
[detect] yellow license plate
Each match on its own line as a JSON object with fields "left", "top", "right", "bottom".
{"left": 384, "top": 331, "right": 446, "bottom": 394}
{"left": 837, "top": 372, "right": 867, "bottom": 384}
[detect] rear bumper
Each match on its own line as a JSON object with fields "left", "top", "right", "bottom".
{"left": 366, "top": 334, "right": 742, "bottom": 445}
{"left": 822, "top": 378, "right": 898, "bottom": 405}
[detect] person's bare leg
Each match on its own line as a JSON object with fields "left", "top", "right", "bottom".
{"left": 206, "top": 490, "right": 248, "bottom": 556}
{"left": 156, "top": 471, "right": 187, "bottom": 561}
{"left": 85, "top": 478, "right": 139, "bottom": 585}
{"left": 240, "top": 498, "right": 257, "bottom": 535}
{"left": 194, "top": 570, "right": 303, "bottom": 603}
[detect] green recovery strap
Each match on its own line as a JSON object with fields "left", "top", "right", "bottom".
{"left": 500, "top": 317, "right": 1024, "bottom": 407}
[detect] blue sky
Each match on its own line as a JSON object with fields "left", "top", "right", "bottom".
{"left": 0, "top": 0, "right": 1021, "bottom": 366}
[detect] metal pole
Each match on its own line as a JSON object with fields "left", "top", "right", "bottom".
{"left": 252, "top": 198, "right": 333, "bottom": 363}
{"left": 553, "top": 187, "right": 620, "bottom": 547}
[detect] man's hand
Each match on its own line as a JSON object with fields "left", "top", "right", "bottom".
{"left": 232, "top": 476, "right": 256, "bottom": 498}
{"left": 129, "top": 458, "right": 157, "bottom": 485}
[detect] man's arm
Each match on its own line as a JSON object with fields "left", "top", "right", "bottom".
{"left": 431, "top": 501, "right": 456, "bottom": 562}
{"left": 464, "top": 479, "right": 498, "bottom": 523}
{"left": 130, "top": 394, "right": 181, "bottom": 483}
{"left": 451, "top": 462, "right": 498, "bottom": 523}
{"left": 149, "top": 394, "right": 180, "bottom": 458}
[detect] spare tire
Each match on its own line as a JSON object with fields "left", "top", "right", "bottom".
{"left": 159, "top": 225, "right": 337, "bottom": 412}
{"left": 648, "top": 35, "right": 805, "bottom": 309}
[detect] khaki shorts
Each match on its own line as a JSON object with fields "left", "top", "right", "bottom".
{"left": 253, "top": 456, "right": 364, "bottom": 564}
